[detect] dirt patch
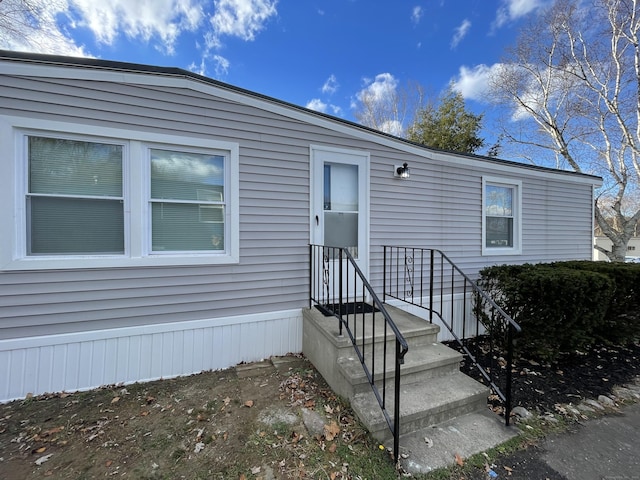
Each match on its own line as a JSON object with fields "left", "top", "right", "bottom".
{"left": 2, "top": 342, "right": 639, "bottom": 480}
{"left": 0, "top": 355, "right": 396, "bottom": 480}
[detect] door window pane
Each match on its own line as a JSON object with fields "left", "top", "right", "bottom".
{"left": 323, "top": 163, "right": 358, "bottom": 257}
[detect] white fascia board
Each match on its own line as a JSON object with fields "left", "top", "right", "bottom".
{"left": 1, "top": 59, "right": 603, "bottom": 188}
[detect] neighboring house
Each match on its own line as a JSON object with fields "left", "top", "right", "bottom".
{"left": 0, "top": 51, "right": 601, "bottom": 402}
{"left": 593, "top": 236, "right": 640, "bottom": 261}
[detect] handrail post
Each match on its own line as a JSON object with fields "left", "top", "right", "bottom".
{"left": 393, "top": 338, "right": 402, "bottom": 463}
{"left": 505, "top": 324, "right": 514, "bottom": 426}
{"left": 383, "top": 246, "right": 387, "bottom": 303}
{"left": 429, "top": 249, "right": 434, "bottom": 323}
{"left": 338, "top": 248, "right": 343, "bottom": 336}
{"left": 309, "top": 244, "right": 313, "bottom": 309}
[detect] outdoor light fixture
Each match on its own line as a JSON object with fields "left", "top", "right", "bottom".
{"left": 395, "top": 162, "right": 410, "bottom": 179}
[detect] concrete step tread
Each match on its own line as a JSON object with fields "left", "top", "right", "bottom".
{"left": 337, "top": 342, "right": 462, "bottom": 384}
{"left": 351, "top": 373, "right": 489, "bottom": 435}
{"left": 303, "top": 304, "right": 440, "bottom": 348}
{"left": 396, "top": 410, "right": 519, "bottom": 475}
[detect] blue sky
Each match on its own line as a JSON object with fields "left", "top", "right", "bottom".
{"left": 1, "top": 0, "right": 552, "bottom": 153}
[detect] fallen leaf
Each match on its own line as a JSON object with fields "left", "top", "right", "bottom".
{"left": 324, "top": 404, "right": 334, "bottom": 414}
{"left": 251, "top": 466, "right": 261, "bottom": 474}
{"left": 34, "top": 447, "right": 47, "bottom": 454}
{"left": 244, "top": 400, "right": 254, "bottom": 408}
{"left": 504, "top": 465, "right": 514, "bottom": 475}
{"left": 105, "top": 460, "right": 113, "bottom": 467}
{"left": 140, "top": 411, "right": 149, "bottom": 416}
{"left": 455, "top": 453, "right": 464, "bottom": 466}
{"left": 328, "top": 443, "right": 337, "bottom": 453}
{"left": 223, "top": 396, "right": 231, "bottom": 405}
{"left": 42, "top": 426, "right": 64, "bottom": 436}
{"left": 111, "top": 396, "right": 120, "bottom": 404}
{"left": 239, "top": 475, "right": 246, "bottom": 480}
{"left": 35, "top": 454, "right": 53, "bottom": 466}
{"left": 223, "top": 431, "right": 228, "bottom": 441}
{"left": 324, "top": 421, "right": 340, "bottom": 441}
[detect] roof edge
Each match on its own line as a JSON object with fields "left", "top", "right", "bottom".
{"left": 0, "top": 49, "right": 602, "bottom": 183}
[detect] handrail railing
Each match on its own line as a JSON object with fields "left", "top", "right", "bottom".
{"left": 309, "top": 244, "right": 409, "bottom": 462}
{"left": 383, "top": 246, "right": 521, "bottom": 425}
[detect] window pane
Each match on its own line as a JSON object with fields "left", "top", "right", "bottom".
{"left": 152, "top": 203, "right": 224, "bottom": 251}
{"left": 151, "top": 149, "right": 225, "bottom": 202}
{"left": 324, "top": 163, "right": 358, "bottom": 211}
{"left": 486, "top": 217, "right": 513, "bottom": 248}
{"left": 29, "top": 137, "right": 123, "bottom": 197}
{"left": 485, "top": 185, "right": 513, "bottom": 216}
{"left": 28, "top": 196, "right": 124, "bottom": 254}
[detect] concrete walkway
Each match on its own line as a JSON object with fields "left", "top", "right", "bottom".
{"left": 540, "top": 401, "right": 640, "bottom": 480}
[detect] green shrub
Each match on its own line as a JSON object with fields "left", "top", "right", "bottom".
{"left": 477, "top": 263, "right": 615, "bottom": 361}
{"left": 550, "top": 261, "right": 640, "bottom": 344}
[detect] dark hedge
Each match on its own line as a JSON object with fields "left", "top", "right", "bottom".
{"left": 477, "top": 261, "right": 640, "bottom": 361}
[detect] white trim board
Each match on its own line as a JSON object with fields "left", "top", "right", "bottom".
{"left": 0, "top": 309, "right": 303, "bottom": 403}
{"left": 0, "top": 59, "right": 602, "bottom": 187}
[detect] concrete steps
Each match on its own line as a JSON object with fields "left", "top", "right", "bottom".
{"left": 351, "top": 371, "right": 489, "bottom": 440}
{"left": 302, "top": 302, "right": 518, "bottom": 471}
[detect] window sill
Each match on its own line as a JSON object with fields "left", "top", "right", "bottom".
{"left": 482, "top": 247, "right": 522, "bottom": 256}
{"left": 0, "top": 253, "right": 239, "bottom": 271}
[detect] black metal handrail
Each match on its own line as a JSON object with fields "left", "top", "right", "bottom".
{"left": 383, "top": 246, "right": 521, "bottom": 425}
{"left": 309, "top": 244, "right": 409, "bottom": 462}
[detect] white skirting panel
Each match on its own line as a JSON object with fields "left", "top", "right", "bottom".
{"left": 387, "top": 293, "right": 485, "bottom": 342}
{"left": 0, "top": 309, "right": 303, "bottom": 403}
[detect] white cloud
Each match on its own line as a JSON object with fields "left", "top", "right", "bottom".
{"left": 188, "top": 59, "right": 207, "bottom": 76}
{"left": 380, "top": 120, "right": 403, "bottom": 137}
{"left": 212, "top": 54, "right": 230, "bottom": 76}
{"left": 306, "top": 98, "right": 328, "bottom": 113}
{"left": 69, "top": 0, "right": 204, "bottom": 54}
{"left": 411, "top": 6, "right": 423, "bottom": 25}
{"left": 451, "top": 19, "right": 471, "bottom": 49}
{"left": 451, "top": 64, "right": 503, "bottom": 102}
{"left": 330, "top": 105, "right": 343, "bottom": 116}
{"left": 493, "top": 0, "right": 548, "bottom": 29}
{"left": 0, "top": 0, "right": 278, "bottom": 81}
{"left": 357, "top": 73, "right": 399, "bottom": 104}
{"left": 305, "top": 99, "right": 343, "bottom": 116}
{"left": 208, "top": 0, "right": 278, "bottom": 49}
{"left": 321, "top": 74, "right": 339, "bottom": 95}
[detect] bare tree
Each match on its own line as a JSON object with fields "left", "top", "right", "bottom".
{"left": 489, "top": 0, "right": 640, "bottom": 261}
{"left": 0, "top": 0, "right": 64, "bottom": 49}
{"left": 353, "top": 79, "right": 427, "bottom": 137}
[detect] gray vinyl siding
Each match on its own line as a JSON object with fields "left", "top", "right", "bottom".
{"left": 0, "top": 68, "right": 596, "bottom": 341}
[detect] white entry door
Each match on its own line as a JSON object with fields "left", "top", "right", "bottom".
{"left": 310, "top": 145, "right": 369, "bottom": 301}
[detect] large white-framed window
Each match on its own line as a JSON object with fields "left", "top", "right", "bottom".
{"left": 1, "top": 118, "right": 239, "bottom": 270}
{"left": 482, "top": 177, "right": 522, "bottom": 256}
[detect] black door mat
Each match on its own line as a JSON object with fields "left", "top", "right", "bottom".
{"left": 314, "top": 301, "right": 379, "bottom": 317}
